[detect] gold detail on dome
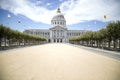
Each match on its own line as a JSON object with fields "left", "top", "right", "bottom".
{"left": 57, "top": 7, "right": 61, "bottom": 13}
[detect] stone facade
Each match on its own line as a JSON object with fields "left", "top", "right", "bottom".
{"left": 24, "top": 8, "right": 87, "bottom": 43}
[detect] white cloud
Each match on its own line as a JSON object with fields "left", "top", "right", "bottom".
{"left": 0, "top": 0, "right": 55, "bottom": 24}
{"left": 35, "top": 0, "right": 42, "bottom": 6}
{"left": 59, "top": 0, "right": 63, "bottom": 2}
{"left": 46, "top": 3, "right": 51, "bottom": 6}
{"left": 61, "top": 0, "right": 120, "bottom": 25}
{"left": 0, "top": 0, "right": 120, "bottom": 25}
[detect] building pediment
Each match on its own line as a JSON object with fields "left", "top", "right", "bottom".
{"left": 49, "top": 26, "right": 67, "bottom": 30}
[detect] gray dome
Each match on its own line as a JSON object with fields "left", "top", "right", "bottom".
{"left": 51, "top": 8, "right": 66, "bottom": 28}
{"left": 52, "top": 13, "right": 66, "bottom": 21}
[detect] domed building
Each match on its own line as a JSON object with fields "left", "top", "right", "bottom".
{"left": 24, "top": 8, "right": 87, "bottom": 43}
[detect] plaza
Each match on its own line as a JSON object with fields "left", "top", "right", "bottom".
{"left": 0, "top": 43, "right": 120, "bottom": 80}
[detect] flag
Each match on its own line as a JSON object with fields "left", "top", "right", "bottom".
{"left": 104, "top": 15, "right": 107, "bottom": 19}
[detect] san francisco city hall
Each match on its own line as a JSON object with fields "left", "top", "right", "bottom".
{"left": 24, "top": 8, "right": 87, "bottom": 43}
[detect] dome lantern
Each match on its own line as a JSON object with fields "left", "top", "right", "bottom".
{"left": 57, "top": 7, "right": 61, "bottom": 13}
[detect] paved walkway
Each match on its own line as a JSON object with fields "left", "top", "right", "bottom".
{"left": 69, "top": 44, "right": 120, "bottom": 61}
{"left": 0, "top": 43, "right": 120, "bottom": 80}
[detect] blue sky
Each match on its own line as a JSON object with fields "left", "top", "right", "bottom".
{"left": 0, "top": 0, "right": 120, "bottom": 32}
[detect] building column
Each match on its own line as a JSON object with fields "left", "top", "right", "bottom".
{"left": 56, "top": 39, "right": 57, "bottom": 43}
{"left": 50, "top": 30, "right": 53, "bottom": 43}
{"left": 51, "top": 39, "right": 54, "bottom": 43}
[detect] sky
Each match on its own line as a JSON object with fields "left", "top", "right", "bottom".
{"left": 0, "top": 0, "right": 120, "bottom": 32}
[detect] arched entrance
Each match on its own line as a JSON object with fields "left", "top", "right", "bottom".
{"left": 57, "top": 39, "right": 59, "bottom": 42}
{"left": 48, "top": 39, "right": 51, "bottom": 43}
{"left": 60, "top": 39, "right": 62, "bottom": 43}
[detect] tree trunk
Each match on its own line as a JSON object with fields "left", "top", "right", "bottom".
{"left": 8, "top": 39, "right": 10, "bottom": 47}
{"left": 9, "top": 39, "right": 11, "bottom": 47}
{"left": 24, "top": 39, "right": 26, "bottom": 46}
{"left": 108, "top": 41, "right": 111, "bottom": 49}
{"left": 19, "top": 41, "right": 20, "bottom": 46}
{"left": 102, "top": 40, "right": 104, "bottom": 49}
{"left": 103, "top": 40, "right": 106, "bottom": 48}
{"left": 0, "top": 38, "right": 1, "bottom": 47}
{"left": 92, "top": 40, "right": 94, "bottom": 47}
{"left": 5, "top": 38, "right": 7, "bottom": 47}
{"left": 96, "top": 41, "right": 99, "bottom": 48}
{"left": 119, "top": 39, "right": 120, "bottom": 49}
{"left": 113, "top": 39, "right": 116, "bottom": 49}
{"left": 103, "top": 40, "right": 105, "bottom": 49}
{"left": 82, "top": 41, "right": 83, "bottom": 45}
{"left": 87, "top": 41, "right": 88, "bottom": 46}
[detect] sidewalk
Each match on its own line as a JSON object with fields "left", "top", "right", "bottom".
{"left": 69, "top": 43, "right": 120, "bottom": 60}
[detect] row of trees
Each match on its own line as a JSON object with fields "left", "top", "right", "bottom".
{"left": 0, "top": 25, "right": 46, "bottom": 49}
{"left": 69, "top": 21, "right": 120, "bottom": 51}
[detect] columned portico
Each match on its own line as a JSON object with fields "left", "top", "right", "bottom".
{"left": 52, "top": 38, "right": 63, "bottom": 43}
